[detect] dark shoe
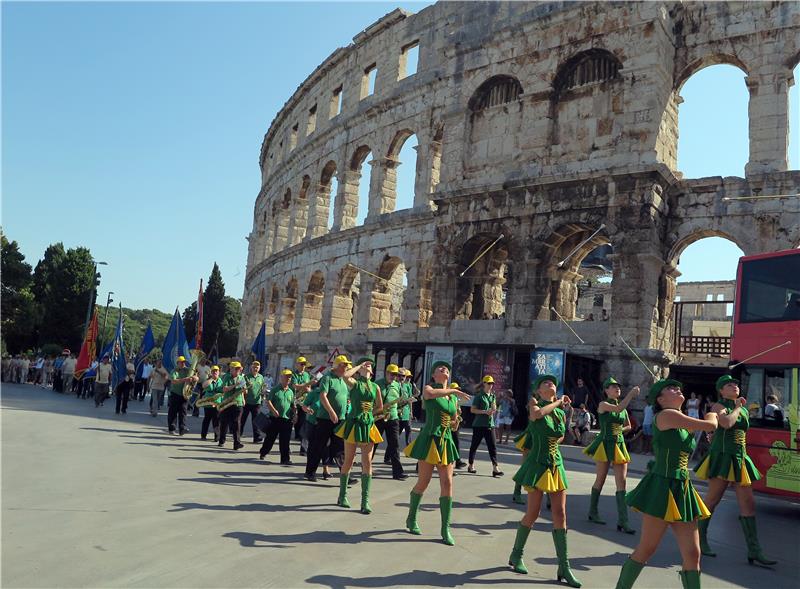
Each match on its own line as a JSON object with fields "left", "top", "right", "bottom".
{"left": 200, "top": 435, "right": 207, "bottom": 440}
{"left": 322, "top": 471, "right": 331, "bottom": 480}
{"left": 299, "top": 449, "right": 306, "bottom": 456}
{"left": 393, "top": 473, "right": 409, "bottom": 480}
{"left": 115, "top": 411, "right": 120, "bottom": 414}
{"left": 492, "top": 469, "right": 504, "bottom": 478}
{"left": 259, "top": 450, "right": 266, "bottom": 460}
{"left": 280, "top": 460, "right": 293, "bottom": 466}
{"left": 234, "top": 442, "right": 244, "bottom": 450}
{"left": 467, "top": 466, "right": 477, "bottom": 474}
{"left": 217, "top": 442, "right": 224, "bottom": 447}
{"left": 455, "top": 460, "right": 467, "bottom": 470}
{"left": 305, "top": 473, "right": 318, "bottom": 482}
{"left": 254, "top": 437, "right": 263, "bottom": 444}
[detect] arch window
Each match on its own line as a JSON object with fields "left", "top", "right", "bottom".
{"left": 300, "top": 271, "right": 325, "bottom": 332}
{"left": 469, "top": 75, "right": 522, "bottom": 111}
{"left": 554, "top": 49, "right": 621, "bottom": 95}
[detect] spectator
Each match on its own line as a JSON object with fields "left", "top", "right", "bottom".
{"left": 570, "top": 404, "right": 591, "bottom": 445}
{"left": 148, "top": 359, "right": 169, "bottom": 417}
{"left": 139, "top": 359, "right": 154, "bottom": 400}
{"left": 601, "top": 309, "right": 609, "bottom": 321}
{"left": 586, "top": 313, "right": 595, "bottom": 321}
{"left": 495, "top": 389, "right": 516, "bottom": 444}
{"left": 572, "top": 377, "right": 590, "bottom": 408}
{"left": 94, "top": 356, "right": 113, "bottom": 407}
{"left": 764, "top": 394, "right": 783, "bottom": 423}
{"left": 686, "top": 392, "right": 701, "bottom": 418}
{"left": 19, "top": 356, "right": 30, "bottom": 383}
{"left": 641, "top": 403, "right": 654, "bottom": 454}
{"left": 62, "top": 353, "right": 77, "bottom": 394}
{"left": 115, "top": 370, "right": 135, "bottom": 414}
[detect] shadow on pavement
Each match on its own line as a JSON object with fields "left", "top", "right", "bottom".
{"left": 305, "top": 567, "right": 541, "bottom": 588}
{"left": 169, "top": 501, "right": 338, "bottom": 513}
{"left": 224, "top": 528, "right": 427, "bottom": 548}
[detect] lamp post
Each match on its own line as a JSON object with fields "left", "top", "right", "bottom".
{"left": 83, "top": 260, "right": 108, "bottom": 336}
{"left": 98, "top": 291, "right": 115, "bottom": 353}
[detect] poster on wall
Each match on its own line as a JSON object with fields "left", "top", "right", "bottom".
{"left": 452, "top": 347, "right": 484, "bottom": 403}
{"left": 423, "top": 345, "right": 454, "bottom": 385}
{"left": 482, "top": 348, "right": 512, "bottom": 393}
{"left": 530, "top": 348, "right": 565, "bottom": 397}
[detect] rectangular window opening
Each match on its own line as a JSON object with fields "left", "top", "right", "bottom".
{"left": 361, "top": 64, "right": 377, "bottom": 99}
{"left": 290, "top": 124, "right": 299, "bottom": 151}
{"left": 399, "top": 41, "right": 419, "bottom": 80}
{"left": 330, "top": 86, "right": 343, "bottom": 119}
{"left": 306, "top": 104, "right": 317, "bottom": 136}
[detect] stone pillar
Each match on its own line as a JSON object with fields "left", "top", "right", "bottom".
{"left": 333, "top": 170, "right": 361, "bottom": 231}
{"left": 277, "top": 296, "right": 297, "bottom": 333}
{"left": 295, "top": 289, "right": 324, "bottom": 334}
{"left": 414, "top": 140, "right": 441, "bottom": 207}
{"left": 272, "top": 208, "right": 290, "bottom": 253}
{"left": 305, "top": 183, "right": 331, "bottom": 241}
{"left": 745, "top": 62, "right": 790, "bottom": 175}
{"left": 288, "top": 196, "right": 309, "bottom": 246}
{"left": 550, "top": 269, "right": 582, "bottom": 320}
{"left": 354, "top": 276, "right": 377, "bottom": 331}
{"left": 262, "top": 222, "right": 275, "bottom": 260}
{"left": 400, "top": 263, "right": 432, "bottom": 334}
{"left": 367, "top": 157, "right": 400, "bottom": 220}
{"left": 609, "top": 251, "right": 664, "bottom": 348}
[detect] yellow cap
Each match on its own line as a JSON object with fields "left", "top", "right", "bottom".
{"left": 229, "top": 361, "right": 242, "bottom": 369}
{"left": 280, "top": 369, "right": 293, "bottom": 376}
{"left": 386, "top": 363, "right": 400, "bottom": 374}
{"left": 333, "top": 354, "right": 350, "bottom": 366}
{"left": 482, "top": 375, "right": 494, "bottom": 384}
{"left": 451, "top": 382, "right": 460, "bottom": 389}
{"left": 296, "top": 356, "right": 308, "bottom": 364}
{"left": 177, "top": 356, "right": 186, "bottom": 362}
{"left": 404, "top": 368, "right": 412, "bottom": 376}
{"left": 211, "top": 365, "right": 220, "bottom": 371}
{"left": 252, "top": 360, "right": 261, "bottom": 366}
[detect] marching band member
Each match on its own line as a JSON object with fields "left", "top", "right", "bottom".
{"left": 198, "top": 365, "right": 222, "bottom": 441}
{"left": 467, "top": 375, "right": 504, "bottom": 477}
{"left": 403, "top": 361, "right": 472, "bottom": 546}
{"left": 217, "top": 361, "right": 246, "bottom": 450}
{"left": 584, "top": 377, "right": 639, "bottom": 533}
{"left": 507, "top": 374, "right": 580, "bottom": 587}
{"left": 614, "top": 379, "right": 716, "bottom": 589}
{"left": 374, "top": 364, "right": 407, "bottom": 480}
{"left": 167, "top": 356, "right": 197, "bottom": 435}
{"left": 694, "top": 375, "right": 775, "bottom": 566}
{"left": 240, "top": 361, "right": 265, "bottom": 444}
{"left": 335, "top": 357, "right": 383, "bottom": 513}
{"left": 398, "top": 368, "right": 416, "bottom": 446}
{"left": 291, "top": 356, "right": 315, "bottom": 456}
{"left": 259, "top": 369, "right": 295, "bottom": 464}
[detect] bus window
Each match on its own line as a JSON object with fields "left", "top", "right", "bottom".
{"left": 739, "top": 256, "right": 800, "bottom": 322}
{"left": 742, "top": 368, "right": 765, "bottom": 418}
{"left": 745, "top": 366, "right": 791, "bottom": 429}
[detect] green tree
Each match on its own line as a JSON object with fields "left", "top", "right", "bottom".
{"left": 182, "top": 302, "right": 197, "bottom": 345}
{"left": 32, "top": 243, "right": 96, "bottom": 350}
{"left": 218, "top": 296, "right": 241, "bottom": 357}
{"left": 1, "top": 232, "right": 38, "bottom": 352}
{"left": 202, "top": 263, "right": 226, "bottom": 355}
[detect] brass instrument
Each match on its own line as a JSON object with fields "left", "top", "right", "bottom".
{"left": 217, "top": 375, "right": 245, "bottom": 411}
{"left": 451, "top": 406, "right": 464, "bottom": 432}
{"left": 373, "top": 398, "right": 400, "bottom": 421}
{"left": 195, "top": 395, "right": 219, "bottom": 408}
{"left": 181, "top": 350, "right": 205, "bottom": 400}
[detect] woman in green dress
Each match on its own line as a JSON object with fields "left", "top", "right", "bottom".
{"left": 334, "top": 357, "right": 384, "bottom": 514}
{"left": 511, "top": 387, "right": 536, "bottom": 504}
{"left": 615, "top": 379, "right": 718, "bottom": 589}
{"left": 507, "top": 374, "right": 581, "bottom": 588}
{"left": 403, "top": 360, "right": 472, "bottom": 545}
{"left": 694, "top": 375, "right": 775, "bottom": 566}
{"left": 584, "top": 377, "right": 640, "bottom": 533}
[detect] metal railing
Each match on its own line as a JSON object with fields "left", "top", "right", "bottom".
{"left": 672, "top": 300, "right": 734, "bottom": 357}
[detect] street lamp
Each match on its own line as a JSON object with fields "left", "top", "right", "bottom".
{"left": 83, "top": 260, "right": 108, "bottom": 335}
{"left": 99, "top": 291, "right": 115, "bottom": 353}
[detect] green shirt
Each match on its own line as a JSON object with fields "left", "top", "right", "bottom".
{"left": 472, "top": 392, "right": 496, "bottom": 428}
{"left": 315, "top": 371, "right": 349, "bottom": 421}
{"left": 291, "top": 370, "right": 311, "bottom": 389}
{"left": 220, "top": 373, "right": 246, "bottom": 407}
{"left": 244, "top": 373, "right": 265, "bottom": 405}
{"left": 201, "top": 377, "right": 223, "bottom": 400}
{"left": 268, "top": 385, "right": 294, "bottom": 419}
{"left": 169, "top": 367, "right": 192, "bottom": 395}
{"left": 303, "top": 387, "right": 320, "bottom": 425}
{"left": 400, "top": 382, "right": 413, "bottom": 421}
{"left": 380, "top": 379, "right": 401, "bottom": 421}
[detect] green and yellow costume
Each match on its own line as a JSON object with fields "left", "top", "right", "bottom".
{"left": 625, "top": 421, "right": 710, "bottom": 522}
{"left": 403, "top": 384, "right": 459, "bottom": 465}
{"left": 694, "top": 398, "right": 760, "bottom": 485}
{"left": 335, "top": 377, "right": 383, "bottom": 444}
{"left": 512, "top": 400, "right": 568, "bottom": 493}
{"left": 584, "top": 399, "right": 631, "bottom": 464}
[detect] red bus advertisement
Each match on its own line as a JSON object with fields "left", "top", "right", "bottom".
{"left": 731, "top": 248, "right": 800, "bottom": 499}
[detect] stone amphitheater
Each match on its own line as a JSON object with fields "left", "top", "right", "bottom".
{"left": 238, "top": 1, "right": 799, "bottom": 397}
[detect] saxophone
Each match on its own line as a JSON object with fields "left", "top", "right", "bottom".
{"left": 181, "top": 350, "right": 205, "bottom": 400}
{"left": 217, "top": 375, "right": 245, "bottom": 411}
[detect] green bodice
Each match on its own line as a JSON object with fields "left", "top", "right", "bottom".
{"left": 598, "top": 399, "right": 627, "bottom": 440}
{"left": 709, "top": 398, "right": 749, "bottom": 456}
{"left": 652, "top": 420, "right": 696, "bottom": 480}
{"left": 528, "top": 402, "right": 566, "bottom": 466}
{"left": 420, "top": 385, "right": 459, "bottom": 438}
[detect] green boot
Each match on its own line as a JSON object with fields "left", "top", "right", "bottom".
{"left": 698, "top": 516, "right": 716, "bottom": 557}
{"left": 508, "top": 523, "right": 531, "bottom": 574}
{"left": 615, "top": 490, "right": 635, "bottom": 534}
{"left": 439, "top": 496, "right": 455, "bottom": 546}
{"left": 405, "top": 491, "right": 422, "bottom": 535}
{"left": 739, "top": 515, "right": 776, "bottom": 566}
{"left": 512, "top": 482, "right": 525, "bottom": 504}
{"left": 360, "top": 474, "right": 372, "bottom": 514}
{"left": 614, "top": 558, "right": 644, "bottom": 589}
{"left": 678, "top": 570, "right": 701, "bottom": 589}
{"left": 552, "top": 528, "right": 582, "bottom": 588}
{"left": 336, "top": 474, "right": 350, "bottom": 508}
{"left": 588, "top": 487, "right": 606, "bottom": 524}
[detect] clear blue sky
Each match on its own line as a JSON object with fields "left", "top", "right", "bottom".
{"left": 3, "top": 2, "right": 798, "bottom": 313}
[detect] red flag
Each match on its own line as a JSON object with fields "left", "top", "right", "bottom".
{"left": 75, "top": 309, "right": 99, "bottom": 378}
{"left": 195, "top": 279, "right": 203, "bottom": 351}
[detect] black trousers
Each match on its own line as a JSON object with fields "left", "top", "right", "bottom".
{"left": 218, "top": 406, "right": 242, "bottom": 446}
{"left": 399, "top": 419, "right": 412, "bottom": 446}
{"left": 201, "top": 407, "right": 219, "bottom": 438}
{"left": 260, "top": 416, "right": 292, "bottom": 463}
{"left": 240, "top": 404, "right": 262, "bottom": 440}
{"left": 383, "top": 419, "right": 405, "bottom": 476}
{"left": 115, "top": 388, "right": 129, "bottom": 413}
{"left": 167, "top": 393, "right": 188, "bottom": 433}
{"left": 305, "top": 419, "right": 342, "bottom": 476}
{"left": 468, "top": 426, "right": 498, "bottom": 464}
{"left": 294, "top": 410, "right": 306, "bottom": 440}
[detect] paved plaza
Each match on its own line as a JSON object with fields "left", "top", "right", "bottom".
{"left": 2, "top": 384, "right": 798, "bottom": 588}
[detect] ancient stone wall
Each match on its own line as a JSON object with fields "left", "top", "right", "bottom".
{"left": 239, "top": 1, "right": 800, "bottom": 386}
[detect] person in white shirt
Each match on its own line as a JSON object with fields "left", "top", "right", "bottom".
{"left": 94, "top": 356, "right": 113, "bottom": 407}
{"left": 62, "top": 353, "right": 77, "bottom": 394}
{"left": 139, "top": 361, "right": 153, "bottom": 400}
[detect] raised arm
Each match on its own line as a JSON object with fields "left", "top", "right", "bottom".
{"left": 714, "top": 397, "right": 746, "bottom": 429}
{"left": 530, "top": 395, "right": 572, "bottom": 421}
{"left": 599, "top": 386, "right": 640, "bottom": 414}
{"left": 656, "top": 408, "right": 717, "bottom": 432}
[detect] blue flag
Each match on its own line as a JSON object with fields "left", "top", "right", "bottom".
{"left": 251, "top": 322, "right": 266, "bottom": 373}
{"left": 162, "top": 308, "right": 191, "bottom": 373}
{"left": 135, "top": 323, "right": 155, "bottom": 377}
{"left": 110, "top": 306, "right": 127, "bottom": 389}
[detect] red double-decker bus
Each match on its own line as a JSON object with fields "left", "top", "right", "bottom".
{"left": 730, "top": 248, "right": 799, "bottom": 499}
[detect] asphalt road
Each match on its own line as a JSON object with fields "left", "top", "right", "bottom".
{"left": 2, "top": 383, "right": 798, "bottom": 588}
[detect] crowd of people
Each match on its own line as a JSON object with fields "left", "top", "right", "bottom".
{"left": 5, "top": 348, "right": 779, "bottom": 589}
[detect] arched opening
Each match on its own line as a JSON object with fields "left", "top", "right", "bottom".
{"left": 676, "top": 63, "right": 749, "bottom": 178}
{"left": 387, "top": 130, "right": 419, "bottom": 212}
{"left": 289, "top": 175, "right": 311, "bottom": 245}
{"left": 272, "top": 189, "right": 292, "bottom": 252}
{"left": 668, "top": 234, "right": 746, "bottom": 359}
{"left": 542, "top": 224, "right": 613, "bottom": 321}
{"left": 468, "top": 75, "right": 523, "bottom": 111}
{"left": 790, "top": 62, "right": 800, "bottom": 170}
{"left": 277, "top": 277, "right": 299, "bottom": 333}
{"left": 467, "top": 77, "right": 523, "bottom": 166}
{"left": 309, "top": 160, "right": 336, "bottom": 237}
{"left": 369, "top": 256, "right": 407, "bottom": 328}
{"left": 257, "top": 288, "right": 265, "bottom": 317}
{"left": 330, "top": 265, "right": 361, "bottom": 330}
{"left": 335, "top": 145, "right": 372, "bottom": 229}
{"left": 265, "top": 285, "right": 280, "bottom": 335}
{"left": 300, "top": 271, "right": 325, "bottom": 332}
{"left": 455, "top": 234, "right": 510, "bottom": 320}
